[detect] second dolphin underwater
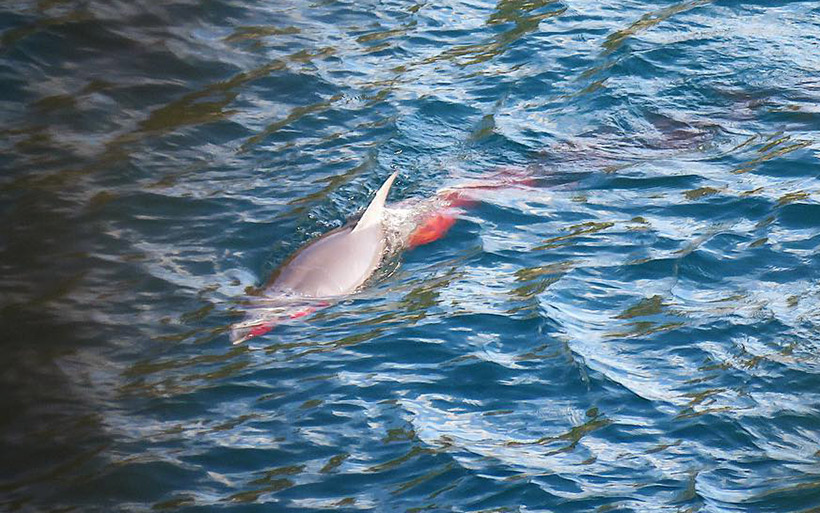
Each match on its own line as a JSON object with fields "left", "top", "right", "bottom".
{"left": 230, "top": 170, "right": 533, "bottom": 344}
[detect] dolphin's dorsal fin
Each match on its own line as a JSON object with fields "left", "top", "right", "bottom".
{"left": 352, "top": 171, "right": 398, "bottom": 233}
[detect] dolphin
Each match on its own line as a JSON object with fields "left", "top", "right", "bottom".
{"left": 231, "top": 171, "right": 398, "bottom": 344}
{"left": 230, "top": 167, "right": 537, "bottom": 344}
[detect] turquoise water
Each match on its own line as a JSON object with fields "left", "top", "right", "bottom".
{"left": 2, "top": 0, "right": 820, "bottom": 511}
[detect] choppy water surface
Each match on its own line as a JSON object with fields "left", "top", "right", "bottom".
{"left": 2, "top": 0, "right": 820, "bottom": 511}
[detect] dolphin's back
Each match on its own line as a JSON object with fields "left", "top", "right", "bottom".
{"left": 269, "top": 223, "right": 385, "bottom": 297}
{"left": 267, "top": 172, "right": 398, "bottom": 298}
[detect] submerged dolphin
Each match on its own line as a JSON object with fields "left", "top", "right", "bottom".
{"left": 231, "top": 172, "right": 398, "bottom": 343}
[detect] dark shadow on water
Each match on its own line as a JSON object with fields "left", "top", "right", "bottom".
{"left": 0, "top": 306, "right": 110, "bottom": 512}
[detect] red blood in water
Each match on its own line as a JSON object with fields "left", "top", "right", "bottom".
{"left": 408, "top": 212, "right": 457, "bottom": 248}
{"left": 440, "top": 191, "right": 477, "bottom": 209}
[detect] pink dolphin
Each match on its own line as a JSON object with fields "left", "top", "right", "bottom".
{"left": 231, "top": 172, "right": 399, "bottom": 343}
{"left": 230, "top": 169, "right": 534, "bottom": 344}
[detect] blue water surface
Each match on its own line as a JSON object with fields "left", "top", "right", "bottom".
{"left": 1, "top": 0, "right": 820, "bottom": 511}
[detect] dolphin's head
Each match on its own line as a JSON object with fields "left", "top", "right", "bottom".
{"left": 230, "top": 318, "right": 276, "bottom": 345}
{"left": 230, "top": 299, "right": 323, "bottom": 344}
